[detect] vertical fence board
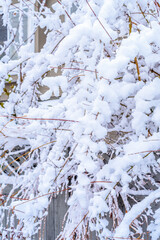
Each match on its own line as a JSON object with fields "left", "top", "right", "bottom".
{"left": 43, "top": 193, "right": 68, "bottom": 240}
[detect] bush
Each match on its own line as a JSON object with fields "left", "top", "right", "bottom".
{"left": 0, "top": 0, "right": 160, "bottom": 239}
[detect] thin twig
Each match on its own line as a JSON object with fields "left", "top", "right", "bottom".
{"left": 86, "top": 0, "right": 113, "bottom": 42}
{"left": 0, "top": 115, "right": 79, "bottom": 123}
{"left": 0, "top": 140, "right": 56, "bottom": 174}
{"left": 54, "top": 143, "right": 78, "bottom": 182}
{"left": 69, "top": 211, "right": 89, "bottom": 237}
{"left": 12, "top": 188, "right": 71, "bottom": 211}
{"left": 57, "top": 0, "right": 76, "bottom": 26}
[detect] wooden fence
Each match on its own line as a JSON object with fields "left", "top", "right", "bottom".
{"left": 33, "top": 193, "right": 97, "bottom": 240}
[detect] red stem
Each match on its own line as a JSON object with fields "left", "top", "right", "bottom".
{"left": 50, "top": 66, "right": 98, "bottom": 73}
{"left": 0, "top": 115, "right": 79, "bottom": 123}
{"left": 57, "top": 0, "right": 76, "bottom": 26}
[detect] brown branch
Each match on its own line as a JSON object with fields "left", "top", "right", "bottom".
{"left": 150, "top": 69, "right": 160, "bottom": 77}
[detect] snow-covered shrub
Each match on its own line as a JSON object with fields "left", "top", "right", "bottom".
{"left": 0, "top": 0, "right": 160, "bottom": 239}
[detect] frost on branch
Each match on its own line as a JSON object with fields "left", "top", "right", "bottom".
{"left": 0, "top": 0, "right": 160, "bottom": 239}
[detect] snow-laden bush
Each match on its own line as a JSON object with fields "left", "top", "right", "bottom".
{"left": 0, "top": 0, "right": 160, "bottom": 239}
